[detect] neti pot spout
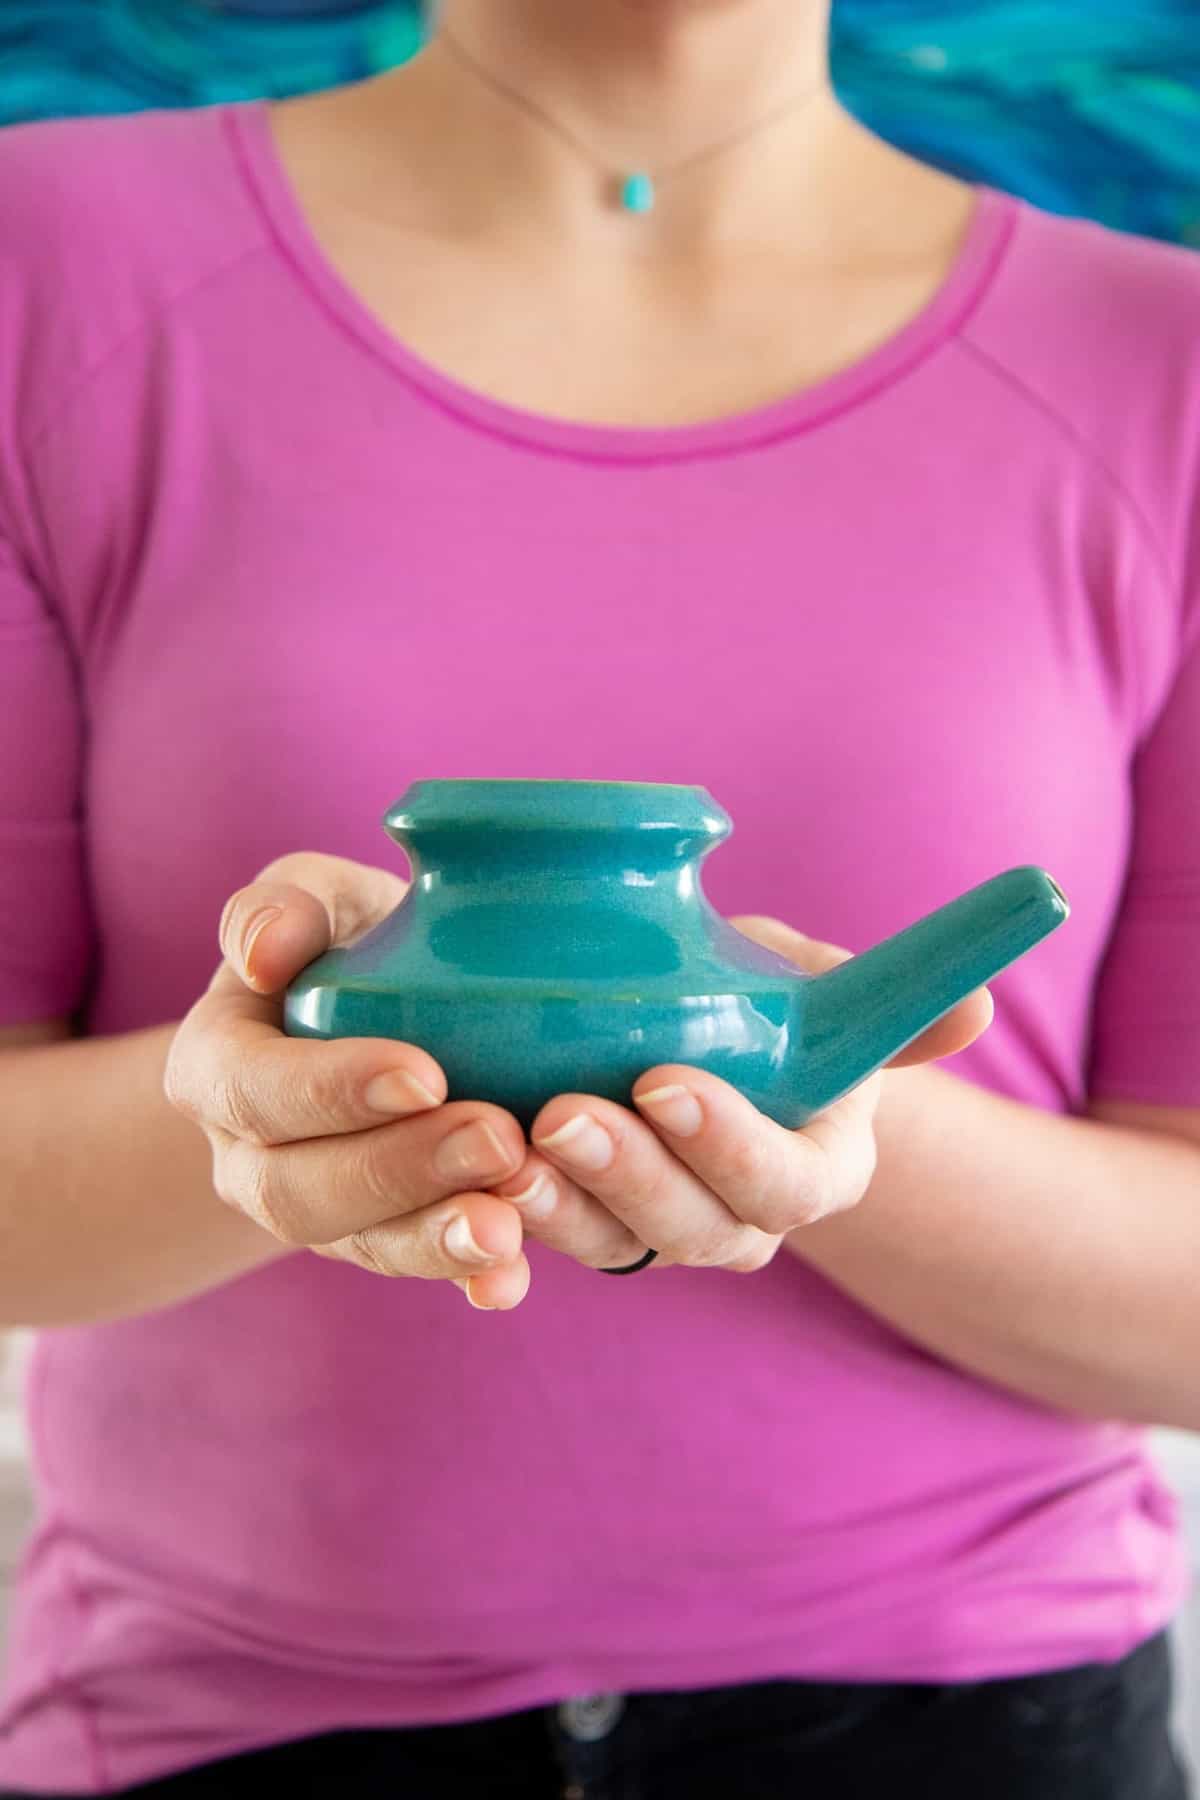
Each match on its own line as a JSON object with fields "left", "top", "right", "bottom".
{"left": 787, "top": 867, "right": 1070, "bottom": 1122}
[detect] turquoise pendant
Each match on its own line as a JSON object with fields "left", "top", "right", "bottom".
{"left": 619, "top": 172, "right": 655, "bottom": 214}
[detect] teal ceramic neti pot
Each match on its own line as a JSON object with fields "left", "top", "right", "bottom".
{"left": 283, "top": 780, "right": 1070, "bottom": 1131}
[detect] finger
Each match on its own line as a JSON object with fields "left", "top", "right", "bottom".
{"left": 628, "top": 1062, "right": 875, "bottom": 1228}
{"left": 488, "top": 1156, "right": 650, "bottom": 1271}
{"left": 311, "top": 1192, "right": 531, "bottom": 1307}
{"left": 452, "top": 1259, "right": 534, "bottom": 1312}
{"left": 216, "top": 853, "right": 409, "bottom": 997}
{"left": 209, "top": 1101, "right": 527, "bottom": 1246}
{"left": 166, "top": 991, "right": 451, "bottom": 1145}
{"left": 527, "top": 1092, "right": 777, "bottom": 1269}
{"left": 886, "top": 985, "right": 994, "bottom": 1066}
{"left": 729, "top": 913, "right": 993, "bottom": 1067}
{"left": 792, "top": 1073, "right": 884, "bottom": 1213}
{"left": 177, "top": 857, "right": 456, "bottom": 1143}
{"left": 728, "top": 913, "right": 854, "bottom": 976}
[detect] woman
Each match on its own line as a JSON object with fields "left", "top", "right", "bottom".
{"left": 0, "top": 0, "right": 1197, "bottom": 1793}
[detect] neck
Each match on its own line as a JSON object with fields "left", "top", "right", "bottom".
{"left": 435, "top": 0, "right": 831, "bottom": 148}
{"left": 414, "top": 0, "right": 837, "bottom": 243}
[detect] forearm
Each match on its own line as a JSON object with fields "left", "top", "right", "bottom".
{"left": 0, "top": 1025, "right": 288, "bottom": 1328}
{"left": 788, "top": 1062, "right": 1200, "bottom": 1430}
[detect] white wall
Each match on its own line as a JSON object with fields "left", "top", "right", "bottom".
{"left": 0, "top": 1335, "right": 34, "bottom": 1664}
{"left": 0, "top": 1333, "right": 1196, "bottom": 1772}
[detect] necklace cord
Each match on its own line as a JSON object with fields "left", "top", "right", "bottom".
{"left": 435, "top": 24, "right": 830, "bottom": 194}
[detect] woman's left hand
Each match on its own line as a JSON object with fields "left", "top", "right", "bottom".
{"left": 476, "top": 915, "right": 994, "bottom": 1285}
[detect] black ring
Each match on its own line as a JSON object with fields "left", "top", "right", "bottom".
{"left": 598, "top": 1248, "right": 659, "bottom": 1276}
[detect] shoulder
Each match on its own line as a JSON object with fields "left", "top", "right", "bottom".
{"left": 960, "top": 195, "right": 1200, "bottom": 635}
{"left": 963, "top": 195, "right": 1200, "bottom": 398}
{"left": 960, "top": 196, "right": 1200, "bottom": 498}
{"left": 0, "top": 105, "right": 268, "bottom": 444}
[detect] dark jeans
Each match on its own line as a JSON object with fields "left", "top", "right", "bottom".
{"left": 4, "top": 1630, "right": 1190, "bottom": 1799}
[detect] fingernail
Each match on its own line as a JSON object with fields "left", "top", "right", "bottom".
{"left": 363, "top": 1070, "right": 442, "bottom": 1115}
{"left": 242, "top": 906, "right": 283, "bottom": 986}
{"left": 633, "top": 1084, "right": 704, "bottom": 1137}
{"left": 459, "top": 1278, "right": 497, "bottom": 1311}
{"left": 435, "top": 1120, "right": 513, "bottom": 1182}
{"left": 532, "top": 1113, "right": 613, "bottom": 1172}
{"left": 500, "top": 1171, "right": 557, "bottom": 1221}
{"left": 444, "top": 1213, "right": 495, "bottom": 1266}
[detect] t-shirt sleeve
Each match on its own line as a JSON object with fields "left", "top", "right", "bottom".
{"left": 1086, "top": 614, "right": 1200, "bottom": 1106}
{"left": 0, "top": 525, "right": 93, "bottom": 1026}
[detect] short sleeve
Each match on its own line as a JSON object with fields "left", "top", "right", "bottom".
{"left": 1087, "top": 617, "right": 1200, "bottom": 1105}
{"left": 0, "top": 527, "right": 93, "bottom": 1026}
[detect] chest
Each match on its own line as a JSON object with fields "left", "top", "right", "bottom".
{"left": 65, "top": 359, "right": 1135, "bottom": 1037}
{"left": 299, "top": 214, "right": 961, "bottom": 427}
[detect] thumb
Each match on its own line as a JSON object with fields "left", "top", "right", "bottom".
{"left": 728, "top": 913, "right": 854, "bottom": 976}
{"left": 214, "top": 852, "right": 409, "bottom": 998}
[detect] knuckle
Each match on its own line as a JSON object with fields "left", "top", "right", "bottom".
{"left": 721, "top": 1233, "right": 783, "bottom": 1274}
{"left": 610, "top": 1162, "right": 675, "bottom": 1245}
{"left": 840, "top": 1134, "right": 879, "bottom": 1208}
{"left": 162, "top": 1043, "right": 197, "bottom": 1119}
{"left": 679, "top": 1224, "right": 745, "bottom": 1269}
{"left": 326, "top": 858, "right": 409, "bottom": 942}
{"left": 786, "top": 1158, "right": 837, "bottom": 1228}
{"left": 723, "top": 1135, "right": 833, "bottom": 1235}
{"left": 234, "top": 848, "right": 327, "bottom": 884}
{"left": 723, "top": 1131, "right": 770, "bottom": 1193}
{"left": 209, "top": 1137, "right": 245, "bottom": 1211}
{"left": 251, "top": 852, "right": 319, "bottom": 886}
{"left": 247, "top": 1154, "right": 310, "bottom": 1246}
{"left": 709, "top": 1132, "right": 778, "bottom": 1225}
{"left": 353, "top": 1132, "right": 411, "bottom": 1217}
{"left": 757, "top": 1188, "right": 815, "bottom": 1234}
{"left": 345, "top": 1227, "right": 397, "bottom": 1278}
{"left": 218, "top": 1063, "right": 273, "bottom": 1147}
{"left": 251, "top": 852, "right": 406, "bottom": 950}
{"left": 210, "top": 1138, "right": 301, "bottom": 1246}
{"left": 274, "top": 1054, "right": 351, "bottom": 1138}
{"left": 327, "top": 891, "right": 376, "bottom": 952}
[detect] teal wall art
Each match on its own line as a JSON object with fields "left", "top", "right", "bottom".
{"left": 0, "top": 3, "right": 1197, "bottom": 242}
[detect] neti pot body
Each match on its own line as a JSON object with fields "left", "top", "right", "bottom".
{"left": 283, "top": 780, "right": 1070, "bottom": 1132}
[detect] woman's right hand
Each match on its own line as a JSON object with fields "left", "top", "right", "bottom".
{"left": 163, "top": 852, "right": 533, "bottom": 1309}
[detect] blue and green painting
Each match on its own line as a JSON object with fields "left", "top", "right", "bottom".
{"left": 1, "top": 2, "right": 1197, "bottom": 243}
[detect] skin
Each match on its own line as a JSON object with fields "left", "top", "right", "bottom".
{"left": 266, "top": 1, "right": 978, "bottom": 428}
{"left": 160, "top": 855, "right": 988, "bottom": 1312}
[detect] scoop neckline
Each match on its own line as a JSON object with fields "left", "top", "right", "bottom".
{"left": 224, "top": 97, "right": 1018, "bottom": 466}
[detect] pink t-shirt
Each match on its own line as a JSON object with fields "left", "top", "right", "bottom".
{"left": 1, "top": 100, "right": 1199, "bottom": 1792}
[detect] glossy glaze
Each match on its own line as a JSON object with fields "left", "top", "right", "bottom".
{"left": 283, "top": 779, "right": 1070, "bottom": 1129}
